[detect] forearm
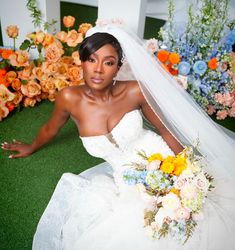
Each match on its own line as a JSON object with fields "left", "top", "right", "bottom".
{"left": 30, "top": 124, "right": 59, "bottom": 153}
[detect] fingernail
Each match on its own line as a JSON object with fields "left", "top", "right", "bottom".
{"left": 9, "top": 155, "right": 12, "bottom": 159}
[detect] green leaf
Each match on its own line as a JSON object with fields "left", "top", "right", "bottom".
{"left": 20, "top": 40, "right": 31, "bottom": 50}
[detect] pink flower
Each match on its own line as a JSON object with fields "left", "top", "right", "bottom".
{"left": 145, "top": 38, "right": 159, "bottom": 54}
{"left": 216, "top": 110, "right": 228, "bottom": 120}
{"left": 175, "top": 207, "right": 190, "bottom": 221}
{"left": 194, "top": 173, "right": 209, "bottom": 193}
{"left": 207, "top": 105, "right": 216, "bottom": 115}
{"left": 228, "top": 104, "right": 235, "bottom": 117}
{"left": 180, "top": 183, "right": 198, "bottom": 199}
{"left": 174, "top": 176, "right": 187, "bottom": 190}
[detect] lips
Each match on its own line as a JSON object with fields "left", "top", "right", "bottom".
{"left": 91, "top": 77, "right": 104, "bottom": 84}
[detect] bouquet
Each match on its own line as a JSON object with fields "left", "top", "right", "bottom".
{"left": 145, "top": 0, "right": 235, "bottom": 120}
{"left": 123, "top": 146, "right": 214, "bottom": 244}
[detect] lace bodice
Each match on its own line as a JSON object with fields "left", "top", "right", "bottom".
{"left": 80, "top": 110, "right": 174, "bottom": 176}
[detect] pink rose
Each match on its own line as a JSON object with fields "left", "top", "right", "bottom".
{"left": 175, "top": 207, "right": 190, "bottom": 221}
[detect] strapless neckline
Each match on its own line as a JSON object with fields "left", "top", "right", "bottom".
{"left": 79, "top": 109, "right": 140, "bottom": 139}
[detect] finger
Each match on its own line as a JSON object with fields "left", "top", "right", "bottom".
{"left": 12, "top": 139, "right": 22, "bottom": 144}
{"left": 2, "top": 143, "right": 20, "bottom": 151}
{"left": 9, "top": 153, "right": 26, "bottom": 159}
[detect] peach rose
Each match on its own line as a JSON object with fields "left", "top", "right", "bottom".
{"left": 6, "top": 25, "right": 19, "bottom": 38}
{"left": 216, "top": 110, "right": 228, "bottom": 120}
{"left": 0, "top": 84, "right": 15, "bottom": 103}
{"left": 32, "top": 67, "right": 46, "bottom": 81}
{"left": 42, "top": 33, "right": 55, "bottom": 47}
{"left": 66, "top": 30, "right": 83, "bottom": 47}
{"left": 67, "top": 66, "right": 83, "bottom": 81}
{"left": 0, "top": 101, "right": 9, "bottom": 121}
{"left": 5, "top": 71, "right": 17, "bottom": 83}
{"left": 45, "top": 41, "right": 64, "bottom": 63}
{"left": 11, "top": 78, "right": 22, "bottom": 91}
{"left": 23, "top": 97, "right": 37, "bottom": 107}
{"left": 35, "top": 30, "right": 45, "bottom": 44}
{"left": 40, "top": 79, "right": 56, "bottom": 94}
{"left": 59, "top": 56, "right": 74, "bottom": 65}
{"left": 78, "top": 23, "right": 92, "bottom": 36}
{"left": 39, "top": 92, "right": 49, "bottom": 100}
{"left": 57, "top": 63, "right": 68, "bottom": 75}
{"left": 48, "top": 93, "right": 57, "bottom": 102}
{"left": 72, "top": 51, "right": 81, "bottom": 66}
{"left": 63, "top": 16, "right": 75, "bottom": 28}
{"left": 56, "top": 31, "right": 68, "bottom": 43}
{"left": 17, "top": 65, "right": 33, "bottom": 81}
{"left": 21, "top": 80, "right": 41, "bottom": 98}
{"left": 54, "top": 77, "right": 69, "bottom": 91}
{"left": 9, "top": 50, "right": 30, "bottom": 67}
{"left": 12, "top": 91, "right": 23, "bottom": 105}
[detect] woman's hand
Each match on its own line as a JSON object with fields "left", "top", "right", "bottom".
{"left": 1, "top": 139, "right": 34, "bottom": 158}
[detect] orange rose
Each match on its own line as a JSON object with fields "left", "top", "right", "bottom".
{"left": 54, "top": 77, "right": 69, "bottom": 91}
{"left": 21, "top": 80, "right": 41, "bottom": 98}
{"left": 63, "top": 16, "right": 75, "bottom": 28}
{"left": 1, "top": 49, "right": 14, "bottom": 60}
{"left": 67, "top": 66, "right": 83, "bottom": 81}
{"left": 59, "top": 56, "right": 74, "bottom": 65}
{"left": 40, "top": 79, "right": 56, "bottom": 94}
{"left": 78, "top": 23, "right": 92, "bottom": 36}
{"left": 11, "top": 78, "right": 22, "bottom": 91}
{"left": 157, "top": 50, "right": 170, "bottom": 63}
{"left": 169, "top": 52, "right": 180, "bottom": 64}
{"left": 208, "top": 57, "right": 217, "bottom": 70}
{"left": 45, "top": 41, "right": 64, "bottom": 63}
{"left": 6, "top": 25, "right": 19, "bottom": 38}
{"left": 5, "top": 71, "right": 17, "bottom": 83}
{"left": 66, "top": 30, "right": 83, "bottom": 47}
{"left": 9, "top": 50, "right": 30, "bottom": 67}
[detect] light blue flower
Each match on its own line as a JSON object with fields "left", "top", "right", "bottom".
{"left": 178, "top": 61, "right": 191, "bottom": 75}
{"left": 193, "top": 60, "right": 207, "bottom": 75}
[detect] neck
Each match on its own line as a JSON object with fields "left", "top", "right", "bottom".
{"left": 86, "top": 85, "right": 114, "bottom": 102}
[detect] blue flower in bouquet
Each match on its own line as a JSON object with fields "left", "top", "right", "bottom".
{"left": 193, "top": 61, "right": 207, "bottom": 75}
{"left": 178, "top": 61, "right": 191, "bottom": 75}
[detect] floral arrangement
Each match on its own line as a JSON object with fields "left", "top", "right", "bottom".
{"left": 0, "top": 16, "right": 92, "bottom": 121}
{"left": 123, "top": 146, "right": 214, "bottom": 244}
{"left": 145, "top": 0, "right": 235, "bottom": 120}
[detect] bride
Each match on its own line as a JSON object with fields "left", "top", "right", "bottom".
{"left": 2, "top": 23, "right": 235, "bottom": 250}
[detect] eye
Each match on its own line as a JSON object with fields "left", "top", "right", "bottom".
{"left": 105, "top": 61, "right": 115, "bottom": 66}
{"left": 88, "top": 57, "right": 96, "bottom": 63}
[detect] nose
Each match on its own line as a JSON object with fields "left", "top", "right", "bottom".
{"left": 94, "top": 60, "right": 103, "bottom": 74}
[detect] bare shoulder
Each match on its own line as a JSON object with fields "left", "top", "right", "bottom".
{"left": 116, "top": 80, "right": 141, "bottom": 93}
{"left": 55, "top": 85, "right": 86, "bottom": 110}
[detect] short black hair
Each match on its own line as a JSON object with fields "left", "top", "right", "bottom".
{"left": 79, "top": 32, "right": 123, "bottom": 67}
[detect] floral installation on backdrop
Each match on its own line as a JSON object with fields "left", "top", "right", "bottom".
{"left": 145, "top": 0, "right": 235, "bottom": 120}
{"left": 0, "top": 14, "right": 92, "bottom": 121}
{"left": 123, "top": 144, "right": 214, "bottom": 244}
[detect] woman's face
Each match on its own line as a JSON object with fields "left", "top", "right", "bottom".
{"left": 82, "top": 44, "right": 119, "bottom": 91}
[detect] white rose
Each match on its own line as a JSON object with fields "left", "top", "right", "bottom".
{"left": 162, "top": 193, "right": 181, "bottom": 211}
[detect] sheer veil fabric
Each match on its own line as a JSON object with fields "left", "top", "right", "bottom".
{"left": 87, "top": 24, "right": 235, "bottom": 184}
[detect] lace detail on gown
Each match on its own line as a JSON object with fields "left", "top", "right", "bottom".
{"left": 33, "top": 110, "right": 235, "bottom": 250}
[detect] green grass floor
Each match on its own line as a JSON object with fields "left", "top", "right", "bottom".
{"left": 0, "top": 99, "right": 234, "bottom": 250}
{"left": 0, "top": 100, "right": 103, "bottom": 250}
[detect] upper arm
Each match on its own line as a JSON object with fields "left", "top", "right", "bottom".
{"left": 44, "top": 88, "right": 71, "bottom": 132}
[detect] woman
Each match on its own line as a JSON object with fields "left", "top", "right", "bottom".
{"left": 2, "top": 24, "right": 235, "bottom": 249}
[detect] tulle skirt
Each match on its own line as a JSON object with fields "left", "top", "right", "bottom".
{"left": 33, "top": 162, "right": 235, "bottom": 250}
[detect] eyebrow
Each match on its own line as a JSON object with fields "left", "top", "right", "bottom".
{"left": 92, "top": 53, "right": 117, "bottom": 60}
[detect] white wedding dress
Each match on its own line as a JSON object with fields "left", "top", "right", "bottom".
{"left": 33, "top": 109, "right": 235, "bottom": 250}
